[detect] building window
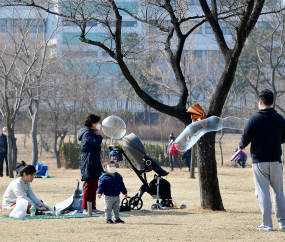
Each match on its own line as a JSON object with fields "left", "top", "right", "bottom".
{"left": 220, "top": 21, "right": 230, "bottom": 35}
{"left": 109, "top": 21, "right": 137, "bottom": 27}
{"left": 64, "top": 21, "right": 97, "bottom": 27}
{"left": 206, "top": 50, "right": 222, "bottom": 60}
{"left": 205, "top": 22, "right": 231, "bottom": 35}
{"left": 194, "top": 50, "right": 203, "bottom": 59}
{"left": 205, "top": 22, "right": 213, "bottom": 34}
{"left": 0, "top": 19, "right": 7, "bottom": 32}
{"left": 194, "top": 20, "right": 202, "bottom": 34}
{"left": 86, "top": 21, "right": 98, "bottom": 27}
{"left": 102, "top": 51, "right": 108, "bottom": 57}
{"left": 63, "top": 21, "right": 77, "bottom": 26}
{"left": 82, "top": 51, "right": 98, "bottom": 57}
{"left": 122, "top": 21, "right": 137, "bottom": 27}
{"left": 12, "top": 19, "right": 20, "bottom": 31}
{"left": 29, "top": 19, "right": 46, "bottom": 33}
{"left": 183, "top": 20, "right": 202, "bottom": 34}
{"left": 189, "top": 0, "right": 200, "bottom": 5}
{"left": 256, "top": 21, "right": 271, "bottom": 30}
{"left": 66, "top": 51, "right": 98, "bottom": 58}
{"left": 12, "top": 19, "right": 46, "bottom": 33}
{"left": 166, "top": 20, "right": 172, "bottom": 28}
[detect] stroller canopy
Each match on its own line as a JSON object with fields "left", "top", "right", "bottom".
{"left": 122, "top": 133, "right": 146, "bottom": 170}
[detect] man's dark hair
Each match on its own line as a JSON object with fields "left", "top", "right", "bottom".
{"left": 259, "top": 89, "right": 274, "bottom": 106}
{"left": 84, "top": 114, "right": 101, "bottom": 127}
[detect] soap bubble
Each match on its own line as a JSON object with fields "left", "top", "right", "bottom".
{"left": 174, "top": 116, "right": 248, "bottom": 152}
{"left": 102, "top": 115, "right": 126, "bottom": 140}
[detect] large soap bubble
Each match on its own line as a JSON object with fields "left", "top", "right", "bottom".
{"left": 174, "top": 116, "right": 248, "bottom": 152}
{"left": 102, "top": 115, "right": 126, "bottom": 140}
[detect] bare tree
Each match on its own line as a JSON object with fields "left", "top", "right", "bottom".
{"left": 39, "top": 55, "right": 104, "bottom": 168}
{"left": 0, "top": 7, "right": 62, "bottom": 177}
{"left": 26, "top": 13, "right": 63, "bottom": 166}
{"left": 238, "top": 10, "right": 285, "bottom": 115}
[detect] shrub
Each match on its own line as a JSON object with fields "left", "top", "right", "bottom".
{"left": 60, "top": 141, "right": 81, "bottom": 169}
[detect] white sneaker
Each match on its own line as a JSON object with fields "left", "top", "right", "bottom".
{"left": 256, "top": 225, "right": 273, "bottom": 231}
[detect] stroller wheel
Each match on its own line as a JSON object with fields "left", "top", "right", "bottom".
{"left": 129, "top": 197, "right": 143, "bottom": 210}
{"left": 121, "top": 198, "right": 129, "bottom": 207}
{"left": 180, "top": 204, "right": 187, "bottom": 209}
{"left": 151, "top": 204, "right": 159, "bottom": 210}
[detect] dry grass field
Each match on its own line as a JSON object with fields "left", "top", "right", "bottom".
{"left": 1, "top": 134, "right": 285, "bottom": 241}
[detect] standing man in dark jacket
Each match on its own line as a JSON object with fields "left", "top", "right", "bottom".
{"left": 78, "top": 114, "right": 103, "bottom": 212}
{"left": 239, "top": 89, "right": 285, "bottom": 231}
{"left": 0, "top": 127, "right": 8, "bottom": 177}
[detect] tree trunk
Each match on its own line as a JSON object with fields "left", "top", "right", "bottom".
{"left": 54, "top": 132, "right": 67, "bottom": 168}
{"left": 219, "top": 130, "right": 224, "bottom": 166}
{"left": 74, "top": 100, "right": 77, "bottom": 143}
{"left": 6, "top": 122, "right": 14, "bottom": 178}
{"left": 159, "top": 113, "right": 163, "bottom": 147}
{"left": 148, "top": 106, "right": 151, "bottom": 127}
{"left": 11, "top": 132, "right": 17, "bottom": 169}
{"left": 189, "top": 144, "right": 195, "bottom": 179}
{"left": 54, "top": 133, "right": 61, "bottom": 168}
{"left": 197, "top": 132, "right": 224, "bottom": 210}
{"left": 30, "top": 120, "right": 38, "bottom": 166}
{"left": 28, "top": 98, "right": 39, "bottom": 166}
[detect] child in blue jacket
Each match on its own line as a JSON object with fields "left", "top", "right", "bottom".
{"left": 97, "top": 161, "right": 128, "bottom": 224}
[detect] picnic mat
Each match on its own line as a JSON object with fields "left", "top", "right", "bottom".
{"left": 0, "top": 213, "right": 130, "bottom": 220}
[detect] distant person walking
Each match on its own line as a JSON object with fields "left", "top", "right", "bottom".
{"left": 166, "top": 134, "right": 182, "bottom": 171}
{"left": 239, "top": 89, "right": 285, "bottom": 231}
{"left": 0, "top": 127, "right": 8, "bottom": 177}
{"left": 78, "top": 114, "right": 103, "bottom": 213}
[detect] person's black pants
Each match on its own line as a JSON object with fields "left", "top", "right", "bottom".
{"left": 0, "top": 153, "right": 8, "bottom": 176}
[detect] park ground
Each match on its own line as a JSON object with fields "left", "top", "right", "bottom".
{"left": 0, "top": 134, "right": 285, "bottom": 241}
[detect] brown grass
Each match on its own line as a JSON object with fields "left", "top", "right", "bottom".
{"left": 0, "top": 134, "right": 285, "bottom": 241}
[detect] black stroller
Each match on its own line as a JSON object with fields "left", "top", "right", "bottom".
{"left": 109, "top": 133, "right": 183, "bottom": 210}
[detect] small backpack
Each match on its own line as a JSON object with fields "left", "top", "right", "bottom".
{"left": 169, "top": 143, "right": 179, "bottom": 156}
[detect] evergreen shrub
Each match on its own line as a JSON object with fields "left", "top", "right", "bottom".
{"left": 60, "top": 141, "right": 81, "bottom": 169}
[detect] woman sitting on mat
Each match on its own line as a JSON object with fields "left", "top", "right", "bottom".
{"left": 2, "top": 161, "right": 50, "bottom": 213}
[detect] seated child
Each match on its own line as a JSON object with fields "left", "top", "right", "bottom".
{"left": 233, "top": 147, "right": 247, "bottom": 168}
{"left": 97, "top": 161, "right": 128, "bottom": 224}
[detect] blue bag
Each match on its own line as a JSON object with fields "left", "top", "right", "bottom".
{"left": 36, "top": 163, "right": 48, "bottom": 176}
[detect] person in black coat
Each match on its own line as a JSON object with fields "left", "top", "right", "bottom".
{"left": 78, "top": 114, "right": 103, "bottom": 212}
{"left": 0, "top": 127, "right": 8, "bottom": 177}
{"left": 182, "top": 148, "right": 191, "bottom": 172}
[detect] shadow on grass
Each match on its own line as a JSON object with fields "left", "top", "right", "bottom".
{"left": 123, "top": 209, "right": 193, "bottom": 217}
{"left": 226, "top": 209, "right": 260, "bottom": 215}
